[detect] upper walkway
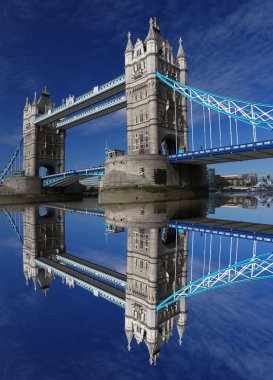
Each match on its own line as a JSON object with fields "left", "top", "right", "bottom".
{"left": 36, "top": 257, "right": 125, "bottom": 307}
{"left": 56, "top": 253, "right": 127, "bottom": 287}
{"left": 35, "top": 75, "right": 125, "bottom": 126}
{"left": 55, "top": 95, "right": 126, "bottom": 129}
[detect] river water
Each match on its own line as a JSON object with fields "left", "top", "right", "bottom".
{"left": 0, "top": 194, "right": 273, "bottom": 380}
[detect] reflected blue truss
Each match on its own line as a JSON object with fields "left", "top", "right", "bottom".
{"left": 2, "top": 209, "right": 23, "bottom": 244}
{"left": 156, "top": 252, "right": 273, "bottom": 311}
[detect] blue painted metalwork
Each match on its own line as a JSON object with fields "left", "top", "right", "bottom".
{"left": 0, "top": 138, "right": 23, "bottom": 185}
{"left": 56, "top": 95, "right": 126, "bottom": 129}
{"left": 35, "top": 75, "right": 125, "bottom": 124}
{"left": 42, "top": 165, "right": 105, "bottom": 187}
{"left": 43, "top": 204, "right": 105, "bottom": 217}
{"left": 56, "top": 254, "right": 126, "bottom": 287}
{"left": 169, "top": 220, "right": 273, "bottom": 243}
{"left": 168, "top": 139, "right": 273, "bottom": 163}
{"left": 36, "top": 258, "right": 125, "bottom": 308}
{"left": 156, "top": 251, "right": 273, "bottom": 311}
{"left": 1, "top": 209, "right": 23, "bottom": 244}
{"left": 156, "top": 71, "right": 273, "bottom": 130}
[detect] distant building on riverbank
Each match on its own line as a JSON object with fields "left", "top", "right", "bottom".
{"left": 215, "top": 173, "right": 257, "bottom": 189}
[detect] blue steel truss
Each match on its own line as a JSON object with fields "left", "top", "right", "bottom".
{"left": 0, "top": 138, "right": 23, "bottom": 185}
{"left": 156, "top": 252, "right": 273, "bottom": 311}
{"left": 1, "top": 209, "right": 23, "bottom": 244}
{"left": 42, "top": 165, "right": 105, "bottom": 187}
{"left": 156, "top": 72, "right": 273, "bottom": 130}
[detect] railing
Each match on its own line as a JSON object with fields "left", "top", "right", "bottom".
{"left": 35, "top": 74, "right": 125, "bottom": 123}
{"left": 168, "top": 139, "right": 273, "bottom": 163}
{"left": 42, "top": 165, "right": 105, "bottom": 187}
{"left": 56, "top": 95, "right": 126, "bottom": 128}
{"left": 36, "top": 258, "right": 125, "bottom": 308}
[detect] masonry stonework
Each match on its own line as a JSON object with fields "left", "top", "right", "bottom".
{"left": 23, "top": 89, "right": 66, "bottom": 177}
{"left": 99, "top": 18, "right": 208, "bottom": 202}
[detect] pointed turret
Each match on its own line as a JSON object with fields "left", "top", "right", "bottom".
{"left": 176, "top": 303, "right": 187, "bottom": 345}
{"left": 42, "top": 86, "right": 49, "bottom": 96}
{"left": 125, "top": 32, "right": 133, "bottom": 66}
{"left": 125, "top": 32, "right": 133, "bottom": 52}
{"left": 32, "top": 91, "right": 37, "bottom": 106}
{"left": 176, "top": 323, "right": 185, "bottom": 346}
{"left": 24, "top": 97, "right": 29, "bottom": 111}
{"left": 145, "top": 18, "right": 157, "bottom": 42}
{"left": 176, "top": 37, "right": 187, "bottom": 83}
{"left": 177, "top": 37, "right": 186, "bottom": 59}
{"left": 24, "top": 270, "right": 29, "bottom": 286}
{"left": 125, "top": 327, "right": 133, "bottom": 351}
{"left": 30, "top": 91, "right": 38, "bottom": 116}
{"left": 37, "top": 87, "right": 54, "bottom": 115}
{"left": 33, "top": 276, "right": 37, "bottom": 291}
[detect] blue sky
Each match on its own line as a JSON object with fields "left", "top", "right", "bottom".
{"left": 1, "top": 0, "right": 273, "bottom": 176}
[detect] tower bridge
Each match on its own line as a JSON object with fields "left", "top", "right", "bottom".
{"left": 1, "top": 17, "right": 273, "bottom": 202}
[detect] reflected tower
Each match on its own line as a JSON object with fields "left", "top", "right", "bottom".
{"left": 124, "top": 217, "right": 188, "bottom": 364}
{"left": 23, "top": 206, "right": 66, "bottom": 294}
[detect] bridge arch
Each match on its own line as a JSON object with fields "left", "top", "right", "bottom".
{"left": 160, "top": 227, "right": 177, "bottom": 247}
{"left": 160, "top": 134, "right": 177, "bottom": 155}
{"left": 39, "top": 164, "right": 56, "bottom": 176}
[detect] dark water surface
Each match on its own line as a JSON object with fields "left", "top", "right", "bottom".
{"left": 0, "top": 195, "right": 273, "bottom": 380}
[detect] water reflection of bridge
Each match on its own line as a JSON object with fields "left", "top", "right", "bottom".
{"left": 1, "top": 201, "right": 273, "bottom": 365}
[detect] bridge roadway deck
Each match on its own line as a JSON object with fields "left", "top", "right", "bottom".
{"left": 35, "top": 77, "right": 125, "bottom": 126}
{"left": 169, "top": 218, "right": 273, "bottom": 242}
{"left": 37, "top": 257, "right": 125, "bottom": 300}
{"left": 56, "top": 253, "right": 127, "bottom": 284}
{"left": 169, "top": 140, "right": 273, "bottom": 164}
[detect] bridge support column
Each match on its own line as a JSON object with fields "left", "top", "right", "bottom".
{"left": 99, "top": 154, "right": 208, "bottom": 204}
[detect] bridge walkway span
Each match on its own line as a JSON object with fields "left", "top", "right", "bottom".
{"left": 36, "top": 257, "right": 125, "bottom": 303}
{"left": 170, "top": 218, "right": 273, "bottom": 243}
{"left": 169, "top": 140, "right": 273, "bottom": 165}
{"left": 56, "top": 253, "right": 126, "bottom": 287}
{"left": 35, "top": 75, "right": 125, "bottom": 126}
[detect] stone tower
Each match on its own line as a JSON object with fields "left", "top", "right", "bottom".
{"left": 99, "top": 18, "right": 208, "bottom": 203}
{"left": 125, "top": 226, "right": 188, "bottom": 365}
{"left": 125, "top": 18, "right": 188, "bottom": 156}
{"left": 23, "top": 89, "right": 66, "bottom": 176}
{"left": 23, "top": 205, "right": 66, "bottom": 294}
